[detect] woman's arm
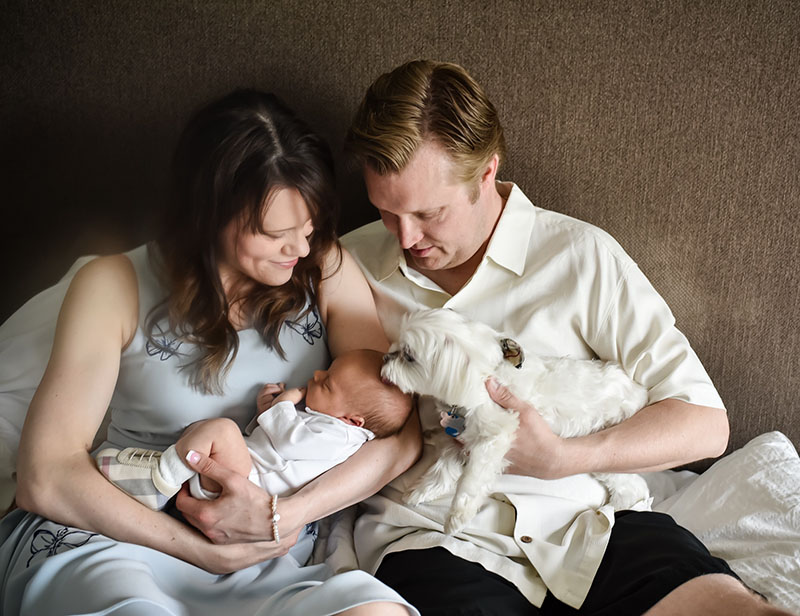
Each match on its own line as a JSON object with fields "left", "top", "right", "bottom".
{"left": 178, "top": 245, "right": 422, "bottom": 543}
{"left": 14, "top": 256, "right": 289, "bottom": 573}
{"left": 283, "top": 410, "right": 421, "bottom": 527}
{"left": 318, "top": 246, "right": 390, "bottom": 355}
{"left": 178, "top": 411, "right": 421, "bottom": 543}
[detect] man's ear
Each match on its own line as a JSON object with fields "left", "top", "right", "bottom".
{"left": 479, "top": 153, "right": 500, "bottom": 186}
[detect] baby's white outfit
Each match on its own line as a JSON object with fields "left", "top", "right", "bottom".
{"left": 194, "top": 400, "right": 375, "bottom": 499}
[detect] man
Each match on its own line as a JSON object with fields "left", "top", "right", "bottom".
{"left": 341, "top": 60, "right": 788, "bottom": 615}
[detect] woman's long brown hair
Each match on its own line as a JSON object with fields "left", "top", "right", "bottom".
{"left": 148, "top": 90, "right": 340, "bottom": 394}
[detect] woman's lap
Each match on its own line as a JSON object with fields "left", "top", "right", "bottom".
{"left": 1, "top": 509, "right": 417, "bottom": 616}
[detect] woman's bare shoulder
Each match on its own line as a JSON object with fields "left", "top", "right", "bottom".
{"left": 64, "top": 253, "right": 140, "bottom": 345}
{"left": 71, "top": 253, "right": 138, "bottom": 295}
{"left": 320, "top": 242, "right": 346, "bottom": 279}
{"left": 318, "top": 244, "right": 360, "bottom": 299}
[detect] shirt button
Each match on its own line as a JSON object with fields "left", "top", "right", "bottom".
{"left": 520, "top": 535, "right": 533, "bottom": 543}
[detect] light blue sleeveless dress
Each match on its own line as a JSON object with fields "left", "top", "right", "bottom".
{"left": 0, "top": 244, "right": 418, "bottom": 616}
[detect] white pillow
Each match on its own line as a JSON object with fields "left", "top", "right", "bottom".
{"left": 655, "top": 431, "right": 800, "bottom": 613}
{"left": 0, "top": 255, "right": 97, "bottom": 511}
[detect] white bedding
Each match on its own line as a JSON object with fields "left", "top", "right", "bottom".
{"left": 651, "top": 431, "right": 800, "bottom": 613}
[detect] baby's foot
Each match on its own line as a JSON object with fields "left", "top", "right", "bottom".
{"left": 96, "top": 446, "right": 184, "bottom": 510}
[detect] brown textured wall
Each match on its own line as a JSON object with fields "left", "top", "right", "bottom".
{"left": 1, "top": 0, "right": 798, "bottom": 461}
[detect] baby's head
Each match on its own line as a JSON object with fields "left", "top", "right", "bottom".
{"left": 305, "top": 349, "right": 413, "bottom": 438}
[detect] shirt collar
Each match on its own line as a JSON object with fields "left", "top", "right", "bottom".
{"left": 484, "top": 182, "right": 536, "bottom": 276}
{"left": 374, "top": 228, "right": 406, "bottom": 282}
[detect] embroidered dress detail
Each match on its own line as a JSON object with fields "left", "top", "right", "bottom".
{"left": 145, "top": 322, "right": 183, "bottom": 360}
{"left": 27, "top": 527, "right": 98, "bottom": 567}
{"left": 286, "top": 309, "right": 324, "bottom": 345}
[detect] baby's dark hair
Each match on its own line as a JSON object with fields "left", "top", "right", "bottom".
{"left": 350, "top": 350, "right": 413, "bottom": 438}
{"left": 358, "top": 380, "right": 413, "bottom": 438}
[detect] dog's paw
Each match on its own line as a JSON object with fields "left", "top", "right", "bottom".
{"left": 443, "top": 492, "right": 479, "bottom": 535}
{"left": 598, "top": 473, "right": 651, "bottom": 510}
{"left": 444, "top": 515, "right": 466, "bottom": 535}
{"left": 403, "top": 486, "right": 430, "bottom": 507}
{"left": 403, "top": 469, "right": 453, "bottom": 506}
{"left": 403, "top": 479, "right": 445, "bottom": 506}
{"left": 444, "top": 507, "right": 475, "bottom": 535}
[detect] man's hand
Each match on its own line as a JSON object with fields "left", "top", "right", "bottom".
{"left": 176, "top": 450, "right": 301, "bottom": 546}
{"left": 487, "top": 381, "right": 731, "bottom": 478}
{"left": 485, "top": 377, "right": 568, "bottom": 479}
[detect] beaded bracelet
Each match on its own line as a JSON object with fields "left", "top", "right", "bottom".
{"left": 270, "top": 494, "right": 281, "bottom": 544}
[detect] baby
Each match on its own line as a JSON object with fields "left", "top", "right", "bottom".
{"left": 96, "top": 349, "right": 413, "bottom": 510}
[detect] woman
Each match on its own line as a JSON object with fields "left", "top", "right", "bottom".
{"left": 0, "top": 89, "right": 420, "bottom": 615}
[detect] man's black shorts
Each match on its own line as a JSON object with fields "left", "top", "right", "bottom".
{"left": 375, "top": 511, "right": 740, "bottom": 616}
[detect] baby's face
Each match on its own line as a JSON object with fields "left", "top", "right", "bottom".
{"left": 305, "top": 350, "right": 378, "bottom": 423}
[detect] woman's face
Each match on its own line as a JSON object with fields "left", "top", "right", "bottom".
{"left": 217, "top": 187, "right": 314, "bottom": 291}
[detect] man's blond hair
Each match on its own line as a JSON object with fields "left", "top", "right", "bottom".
{"left": 345, "top": 60, "right": 506, "bottom": 191}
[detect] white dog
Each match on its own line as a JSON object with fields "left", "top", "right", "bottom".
{"left": 381, "top": 308, "right": 651, "bottom": 535}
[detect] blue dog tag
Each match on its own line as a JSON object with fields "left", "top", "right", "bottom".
{"left": 440, "top": 408, "right": 466, "bottom": 437}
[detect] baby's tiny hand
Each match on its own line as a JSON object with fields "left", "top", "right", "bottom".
{"left": 272, "top": 387, "right": 306, "bottom": 407}
{"left": 257, "top": 382, "right": 286, "bottom": 414}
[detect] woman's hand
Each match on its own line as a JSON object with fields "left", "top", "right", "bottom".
{"left": 176, "top": 450, "right": 303, "bottom": 545}
{"left": 485, "top": 378, "right": 568, "bottom": 479}
{"left": 191, "top": 529, "right": 302, "bottom": 574}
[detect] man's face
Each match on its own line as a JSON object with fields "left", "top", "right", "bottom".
{"left": 363, "top": 142, "right": 495, "bottom": 273}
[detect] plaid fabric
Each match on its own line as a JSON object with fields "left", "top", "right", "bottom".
{"left": 95, "top": 448, "right": 173, "bottom": 510}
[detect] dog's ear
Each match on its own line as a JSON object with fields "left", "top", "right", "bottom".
{"left": 440, "top": 333, "right": 473, "bottom": 382}
{"left": 499, "top": 337, "right": 525, "bottom": 369}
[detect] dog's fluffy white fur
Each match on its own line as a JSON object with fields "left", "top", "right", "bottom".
{"left": 381, "top": 308, "right": 651, "bottom": 534}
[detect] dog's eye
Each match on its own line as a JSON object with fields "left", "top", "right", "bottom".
{"left": 402, "top": 348, "right": 415, "bottom": 363}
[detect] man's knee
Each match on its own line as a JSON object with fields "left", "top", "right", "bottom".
{"left": 645, "top": 573, "right": 790, "bottom": 616}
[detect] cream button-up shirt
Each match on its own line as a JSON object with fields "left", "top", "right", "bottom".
{"left": 341, "top": 182, "right": 724, "bottom": 608}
